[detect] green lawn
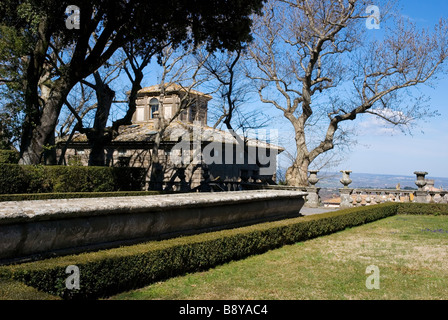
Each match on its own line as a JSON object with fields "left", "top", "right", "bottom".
{"left": 109, "top": 215, "right": 448, "bottom": 300}
{"left": 0, "top": 278, "right": 61, "bottom": 300}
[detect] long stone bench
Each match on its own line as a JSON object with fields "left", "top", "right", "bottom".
{"left": 0, "top": 190, "right": 306, "bottom": 264}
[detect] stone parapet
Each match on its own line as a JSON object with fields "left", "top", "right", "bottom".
{"left": 0, "top": 190, "right": 306, "bottom": 264}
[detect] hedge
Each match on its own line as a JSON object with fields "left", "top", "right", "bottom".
{"left": 397, "top": 202, "right": 448, "bottom": 216}
{"left": 0, "top": 191, "right": 164, "bottom": 202}
{"left": 0, "top": 150, "right": 19, "bottom": 164}
{"left": 0, "top": 164, "right": 146, "bottom": 194}
{"left": 1, "top": 202, "right": 399, "bottom": 300}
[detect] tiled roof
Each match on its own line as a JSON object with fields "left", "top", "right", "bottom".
{"left": 58, "top": 121, "right": 284, "bottom": 151}
{"left": 137, "top": 84, "right": 213, "bottom": 100}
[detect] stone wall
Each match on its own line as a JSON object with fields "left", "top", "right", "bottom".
{"left": 0, "top": 190, "right": 306, "bottom": 264}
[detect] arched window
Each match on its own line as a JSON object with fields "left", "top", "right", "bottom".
{"left": 149, "top": 98, "right": 159, "bottom": 119}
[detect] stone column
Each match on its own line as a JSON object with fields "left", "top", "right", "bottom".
{"left": 414, "top": 171, "right": 428, "bottom": 203}
{"left": 305, "top": 170, "right": 321, "bottom": 208}
{"left": 339, "top": 170, "right": 353, "bottom": 209}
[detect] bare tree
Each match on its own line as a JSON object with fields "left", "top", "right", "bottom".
{"left": 58, "top": 38, "right": 163, "bottom": 167}
{"left": 247, "top": 0, "right": 448, "bottom": 186}
{"left": 117, "top": 41, "right": 162, "bottom": 130}
{"left": 58, "top": 48, "right": 128, "bottom": 166}
{"left": 56, "top": 82, "right": 96, "bottom": 164}
{"left": 198, "top": 48, "right": 273, "bottom": 178}
{"left": 200, "top": 49, "right": 269, "bottom": 132}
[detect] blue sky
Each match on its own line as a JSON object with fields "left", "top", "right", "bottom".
{"left": 343, "top": 1, "right": 448, "bottom": 178}
{"left": 115, "top": 1, "right": 448, "bottom": 179}
{"left": 270, "top": 0, "right": 448, "bottom": 179}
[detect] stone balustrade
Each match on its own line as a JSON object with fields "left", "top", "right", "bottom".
{"left": 241, "top": 170, "right": 447, "bottom": 208}
{"left": 315, "top": 170, "right": 447, "bottom": 208}
{"left": 428, "top": 190, "right": 447, "bottom": 204}
{"left": 351, "top": 189, "right": 415, "bottom": 206}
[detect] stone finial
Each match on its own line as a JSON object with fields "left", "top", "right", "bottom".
{"left": 338, "top": 170, "right": 353, "bottom": 208}
{"left": 308, "top": 170, "right": 319, "bottom": 187}
{"left": 414, "top": 171, "right": 428, "bottom": 191}
{"left": 340, "top": 170, "right": 352, "bottom": 188}
{"left": 305, "top": 170, "right": 321, "bottom": 208}
{"left": 414, "top": 171, "right": 429, "bottom": 203}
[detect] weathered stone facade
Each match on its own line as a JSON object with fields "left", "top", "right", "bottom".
{"left": 58, "top": 85, "right": 283, "bottom": 191}
{"left": 132, "top": 84, "right": 210, "bottom": 126}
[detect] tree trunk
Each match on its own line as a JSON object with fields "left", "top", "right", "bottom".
{"left": 43, "top": 128, "right": 57, "bottom": 165}
{"left": 87, "top": 72, "right": 115, "bottom": 166}
{"left": 285, "top": 156, "right": 310, "bottom": 187}
{"left": 19, "top": 80, "right": 71, "bottom": 165}
{"left": 283, "top": 116, "right": 311, "bottom": 187}
{"left": 86, "top": 132, "right": 108, "bottom": 167}
{"left": 19, "top": 107, "right": 61, "bottom": 165}
{"left": 41, "top": 82, "right": 57, "bottom": 165}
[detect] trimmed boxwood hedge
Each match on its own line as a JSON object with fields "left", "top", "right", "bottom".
{"left": 0, "top": 164, "right": 146, "bottom": 194}
{"left": 0, "top": 150, "right": 19, "bottom": 164}
{"left": 1, "top": 203, "right": 399, "bottom": 300}
{"left": 397, "top": 202, "right": 448, "bottom": 216}
{"left": 0, "top": 191, "right": 164, "bottom": 202}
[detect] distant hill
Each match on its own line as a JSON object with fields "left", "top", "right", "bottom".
{"left": 314, "top": 172, "right": 448, "bottom": 190}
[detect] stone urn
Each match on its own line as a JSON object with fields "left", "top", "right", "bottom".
{"left": 305, "top": 170, "right": 321, "bottom": 208}
{"left": 308, "top": 170, "right": 320, "bottom": 187}
{"left": 414, "top": 171, "right": 428, "bottom": 191}
{"left": 339, "top": 170, "right": 353, "bottom": 209}
{"left": 340, "top": 170, "right": 352, "bottom": 188}
{"left": 413, "top": 171, "right": 429, "bottom": 203}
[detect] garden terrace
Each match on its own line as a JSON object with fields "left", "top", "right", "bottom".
{"left": 0, "top": 190, "right": 306, "bottom": 264}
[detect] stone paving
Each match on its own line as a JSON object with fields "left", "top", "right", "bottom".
{"left": 300, "top": 207, "right": 339, "bottom": 216}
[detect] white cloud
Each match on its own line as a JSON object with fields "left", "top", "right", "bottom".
{"left": 357, "top": 108, "right": 413, "bottom": 136}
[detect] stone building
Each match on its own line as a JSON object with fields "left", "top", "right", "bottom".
{"left": 58, "top": 84, "right": 283, "bottom": 191}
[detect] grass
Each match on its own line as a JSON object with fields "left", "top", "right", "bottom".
{"left": 109, "top": 215, "right": 448, "bottom": 300}
{"left": 0, "top": 278, "right": 61, "bottom": 300}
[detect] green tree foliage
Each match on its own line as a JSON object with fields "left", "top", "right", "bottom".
{"left": 0, "top": 0, "right": 265, "bottom": 164}
{"left": 0, "top": 24, "right": 29, "bottom": 149}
